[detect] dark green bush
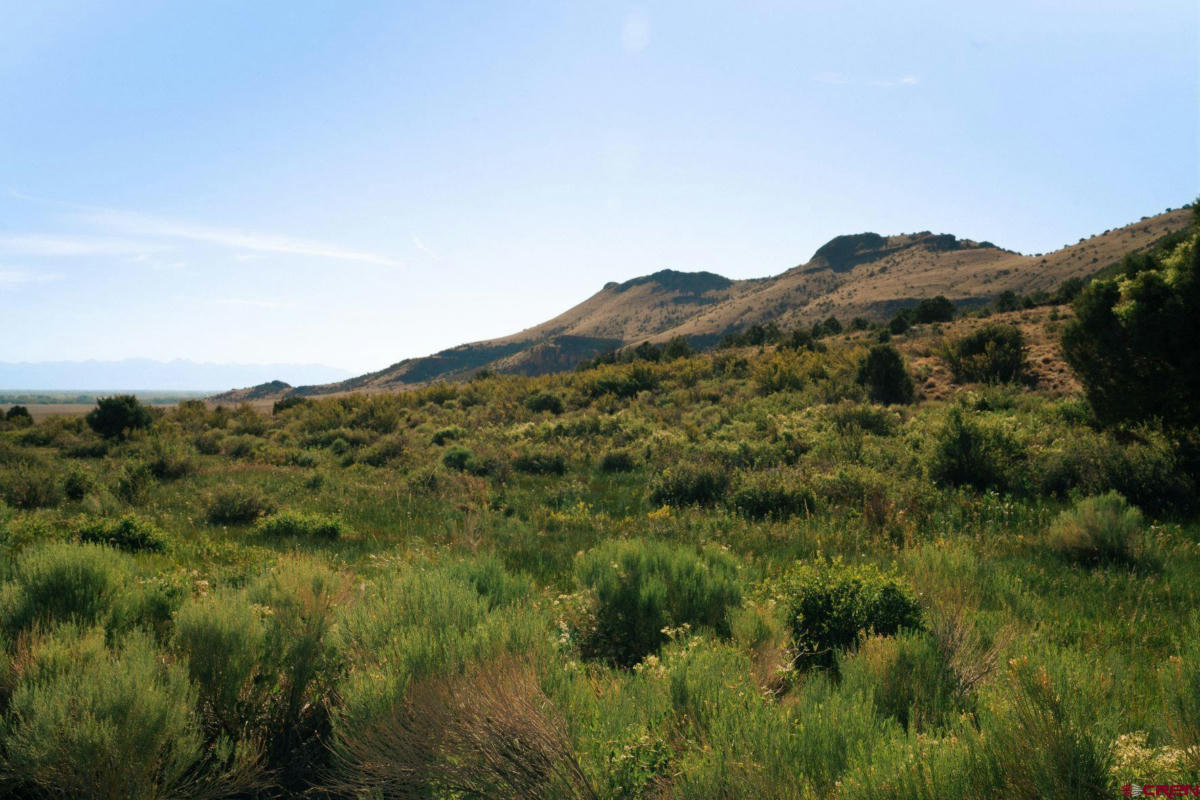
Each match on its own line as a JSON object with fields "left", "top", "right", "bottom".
{"left": 0, "top": 462, "right": 63, "bottom": 509}
{"left": 76, "top": 514, "right": 166, "bottom": 553}
{"left": 431, "top": 426, "right": 466, "bottom": 446}
{"left": 512, "top": 450, "right": 566, "bottom": 475}
{"left": 356, "top": 434, "right": 406, "bottom": 467}
{"left": 255, "top": 510, "right": 345, "bottom": 540}
{"left": 781, "top": 561, "right": 923, "bottom": 671}
{"left": 599, "top": 449, "right": 636, "bottom": 473}
{"left": 62, "top": 467, "right": 94, "bottom": 500}
{"left": 1045, "top": 492, "right": 1144, "bottom": 567}
{"left": 944, "top": 323, "right": 1027, "bottom": 384}
{"left": 85, "top": 394, "right": 153, "bottom": 439}
{"left": 524, "top": 391, "right": 565, "bottom": 415}
{"left": 206, "top": 486, "right": 275, "bottom": 525}
{"left": 856, "top": 345, "right": 915, "bottom": 405}
{"left": 144, "top": 437, "right": 198, "bottom": 480}
{"left": 1062, "top": 233, "right": 1199, "bottom": 428}
{"left": 582, "top": 363, "right": 658, "bottom": 399}
{"left": 4, "top": 405, "right": 33, "bottom": 425}
{"left": 648, "top": 463, "right": 730, "bottom": 507}
{"left": 729, "top": 471, "right": 815, "bottom": 520}
{"left": 575, "top": 539, "right": 742, "bottom": 666}
{"left": 442, "top": 445, "right": 476, "bottom": 471}
{"left": 114, "top": 461, "right": 155, "bottom": 505}
{"left": 913, "top": 295, "right": 956, "bottom": 323}
{"left": 928, "top": 407, "right": 1023, "bottom": 492}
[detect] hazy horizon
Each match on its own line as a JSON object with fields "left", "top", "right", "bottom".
{"left": 3, "top": 1, "right": 1196, "bottom": 374}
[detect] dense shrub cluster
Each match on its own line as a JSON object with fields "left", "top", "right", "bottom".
{"left": 944, "top": 323, "right": 1027, "bottom": 384}
{"left": 76, "top": 514, "right": 166, "bottom": 553}
{"left": 575, "top": 539, "right": 742, "bottom": 666}
{"left": 256, "top": 510, "right": 346, "bottom": 540}
{"left": 648, "top": 463, "right": 730, "bottom": 507}
{"left": 780, "top": 562, "right": 923, "bottom": 670}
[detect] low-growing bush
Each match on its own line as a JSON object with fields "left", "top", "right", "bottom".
{"left": 76, "top": 514, "right": 167, "bottom": 553}
{"left": 2, "top": 627, "right": 210, "bottom": 798}
{"left": 144, "top": 437, "right": 198, "bottom": 480}
{"left": 598, "top": 449, "right": 636, "bottom": 473}
{"left": 928, "top": 407, "right": 1024, "bottom": 492}
{"left": 1045, "top": 492, "right": 1144, "bottom": 567}
{"left": 781, "top": 561, "right": 923, "bottom": 671}
{"left": 943, "top": 323, "right": 1027, "bottom": 384}
{"left": 524, "top": 391, "right": 565, "bottom": 415}
{"left": 648, "top": 463, "right": 730, "bottom": 507}
{"left": 0, "top": 541, "right": 131, "bottom": 635}
{"left": 575, "top": 539, "right": 742, "bottom": 666}
{"left": 355, "top": 434, "right": 406, "bottom": 467}
{"left": 0, "top": 462, "right": 62, "bottom": 509}
{"left": 431, "top": 426, "right": 466, "bottom": 446}
{"left": 512, "top": 450, "right": 567, "bottom": 476}
{"left": 729, "top": 470, "right": 815, "bottom": 520}
{"left": 62, "top": 466, "right": 94, "bottom": 500}
{"left": 206, "top": 486, "right": 275, "bottom": 525}
{"left": 443, "top": 445, "right": 476, "bottom": 472}
{"left": 173, "top": 591, "right": 267, "bottom": 738}
{"left": 114, "top": 461, "right": 156, "bottom": 505}
{"left": 255, "top": 510, "right": 346, "bottom": 540}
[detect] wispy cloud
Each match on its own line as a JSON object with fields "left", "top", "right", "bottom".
{"left": 215, "top": 297, "right": 293, "bottom": 310}
{"left": 412, "top": 236, "right": 441, "bottom": 260}
{"left": 868, "top": 75, "right": 920, "bottom": 88}
{"left": 814, "top": 72, "right": 920, "bottom": 88}
{"left": 0, "top": 234, "right": 162, "bottom": 256}
{"left": 0, "top": 267, "right": 62, "bottom": 286}
{"left": 81, "top": 209, "right": 403, "bottom": 268}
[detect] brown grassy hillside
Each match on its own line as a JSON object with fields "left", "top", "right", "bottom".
{"left": 211, "top": 207, "right": 1190, "bottom": 402}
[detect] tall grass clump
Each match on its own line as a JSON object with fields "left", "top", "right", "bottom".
{"left": 1045, "top": 492, "right": 1145, "bottom": 567}
{"left": 0, "top": 542, "right": 130, "bottom": 636}
{"left": 144, "top": 437, "right": 198, "bottom": 480}
{"left": 574, "top": 539, "right": 742, "bottom": 667}
{"left": 780, "top": 561, "right": 923, "bottom": 671}
{"left": 206, "top": 485, "right": 275, "bottom": 525}
{"left": 839, "top": 630, "right": 964, "bottom": 731}
{"left": 0, "top": 462, "right": 62, "bottom": 509}
{"left": 0, "top": 626, "right": 207, "bottom": 800}
{"left": 647, "top": 463, "right": 730, "bottom": 507}
{"left": 76, "top": 514, "right": 166, "bottom": 553}
{"left": 333, "top": 660, "right": 596, "bottom": 800}
{"left": 255, "top": 510, "right": 346, "bottom": 540}
{"left": 513, "top": 450, "right": 567, "bottom": 476}
{"left": 172, "top": 591, "right": 266, "bottom": 738}
{"left": 728, "top": 469, "right": 815, "bottom": 520}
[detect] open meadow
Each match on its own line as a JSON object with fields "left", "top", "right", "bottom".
{"left": 2, "top": 224, "right": 1199, "bottom": 798}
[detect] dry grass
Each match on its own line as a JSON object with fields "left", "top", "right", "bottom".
{"left": 333, "top": 660, "right": 597, "bottom": 800}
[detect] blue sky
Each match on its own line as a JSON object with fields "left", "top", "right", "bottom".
{"left": 2, "top": 1, "right": 1196, "bottom": 374}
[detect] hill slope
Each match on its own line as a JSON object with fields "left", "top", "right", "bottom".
{"left": 213, "top": 207, "right": 1190, "bottom": 401}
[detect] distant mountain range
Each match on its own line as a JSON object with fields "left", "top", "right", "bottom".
{"left": 208, "top": 207, "right": 1191, "bottom": 403}
{"left": 0, "top": 359, "right": 353, "bottom": 392}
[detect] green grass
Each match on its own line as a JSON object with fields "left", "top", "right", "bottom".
{"left": 0, "top": 337, "right": 1198, "bottom": 796}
